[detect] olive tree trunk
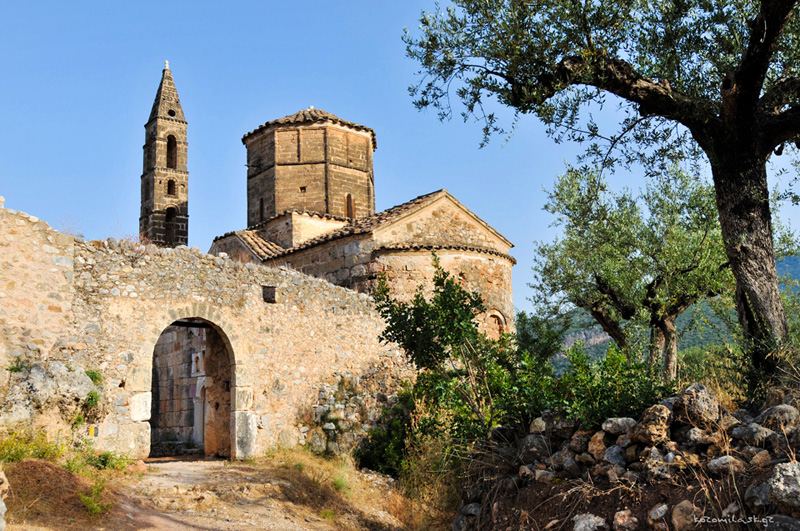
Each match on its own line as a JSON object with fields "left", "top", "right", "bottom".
{"left": 711, "top": 157, "right": 787, "bottom": 372}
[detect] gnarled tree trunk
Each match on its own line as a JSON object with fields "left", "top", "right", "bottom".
{"left": 711, "top": 156, "right": 787, "bottom": 373}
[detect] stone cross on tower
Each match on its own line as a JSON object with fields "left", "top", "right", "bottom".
{"left": 139, "top": 62, "right": 189, "bottom": 247}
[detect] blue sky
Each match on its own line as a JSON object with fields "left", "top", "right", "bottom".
{"left": 1, "top": 1, "right": 796, "bottom": 314}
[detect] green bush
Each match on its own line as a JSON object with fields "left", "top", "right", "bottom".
{"left": 79, "top": 478, "right": 113, "bottom": 516}
{"left": 356, "top": 389, "right": 414, "bottom": 476}
{"left": 555, "top": 345, "right": 674, "bottom": 427}
{"left": 85, "top": 451, "right": 130, "bottom": 470}
{"left": 84, "top": 390, "right": 101, "bottom": 409}
{"left": 0, "top": 428, "right": 67, "bottom": 463}
{"left": 85, "top": 370, "right": 102, "bottom": 385}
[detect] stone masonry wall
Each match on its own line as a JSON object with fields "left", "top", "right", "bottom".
{"left": 245, "top": 123, "right": 375, "bottom": 225}
{"left": 0, "top": 200, "right": 407, "bottom": 459}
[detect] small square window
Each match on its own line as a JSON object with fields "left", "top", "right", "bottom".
{"left": 299, "top": 186, "right": 307, "bottom": 193}
{"left": 262, "top": 285, "right": 276, "bottom": 303}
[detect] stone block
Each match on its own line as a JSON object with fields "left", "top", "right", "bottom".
{"left": 233, "top": 411, "right": 258, "bottom": 459}
{"left": 126, "top": 367, "right": 152, "bottom": 392}
{"left": 233, "top": 387, "right": 254, "bottom": 411}
{"left": 129, "top": 392, "right": 152, "bottom": 422}
{"left": 97, "top": 422, "right": 150, "bottom": 459}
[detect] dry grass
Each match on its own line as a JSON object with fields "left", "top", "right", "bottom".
{"left": 4, "top": 459, "right": 122, "bottom": 531}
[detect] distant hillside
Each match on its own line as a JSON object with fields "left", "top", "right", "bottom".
{"left": 552, "top": 257, "right": 798, "bottom": 371}
{"left": 778, "top": 255, "right": 800, "bottom": 281}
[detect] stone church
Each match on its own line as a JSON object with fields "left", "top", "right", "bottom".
{"left": 140, "top": 64, "right": 515, "bottom": 334}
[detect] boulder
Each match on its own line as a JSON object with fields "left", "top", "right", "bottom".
{"left": 588, "top": 431, "right": 607, "bottom": 461}
{"left": 518, "top": 434, "right": 550, "bottom": 464}
{"left": 672, "top": 383, "right": 722, "bottom": 429}
{"left": 745, "top": 481, "right": 772, "bottom": 512}
{"left": 612, "top": 510, "right": 638, "bottom": 531}
{"left": 570, "top": 430, "right": 593, "bottom": 453}
{"left": 530, "top": 417, "right": 547, "bottom": 434}
{"left": 769, "top": 462, "right": 800, "bottom": 517}
{"left": 732, "top": 423, "right": 775, "bottom": 447}
{"left": 642, "top": 447, "right": 672, "bottom": 481}
{"left": 563, "top": 457, "right": 581, "bottom": 478}
{"left": 707, "top": 455, "right": 745, "bottom": 475}
{"left": 461, "top": 503, "right": 481, "bottom": 516}
{"left": 647, "top": 503, "right": 669, "bottom": 528}
{"left": 630, "top": 405, "right": 671, "bottom": 445}
{"left": 756, "top": 405, "right": 800, "bottom": 431}
{"left": 751, "top": 450, "right": 772, "bottom": 468}
{"left": 602, "top": 418, "right": 636, "bottom": 435}
{"left": 672, "top": 500, "right": 702, "bottom": 531}
{"left": 452, "top": 514, "right": 469, "bottom": 531}
{"left": 604, "top": 445, "right": 627, "bottom": 469}
{"left": 573, "top": 513, "right": 608, "bottom": 531}
{"left": 306, "top": 428, "right": 327, "bottom": 454}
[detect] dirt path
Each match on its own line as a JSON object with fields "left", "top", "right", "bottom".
{"left": 111, "top": 457, "right": 404, "bottom": 531}
{"left": 5, "top": 455, "right": 405, "bottom": 531}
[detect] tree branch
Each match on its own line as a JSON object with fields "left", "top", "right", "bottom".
{"left": 763, "top": 105, "right": 800, "bottom": 147}
{"left": 758, "top": 76, "right": 800, "bottom": 113}
{"left": 733, "top": 0, "right": 798, "bottom": 115}
{"left": 513, "top": 54, "right": 720, "bottom": 134}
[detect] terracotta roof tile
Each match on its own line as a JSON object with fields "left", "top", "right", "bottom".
{"left": 235, "top": 230, "right": 284, "bottom": 260}
{"left": 265, "top": 189, "right": 447, "bottom": 258}
{"left": 242, "top": 107, "right": 377, "bottom": 148}
{"left": 376, "top": 243, "right": 517, "bottom": 265}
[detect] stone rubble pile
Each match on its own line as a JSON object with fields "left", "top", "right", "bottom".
{"left": 455, "top": 383, "right": 800, "bottom": 531}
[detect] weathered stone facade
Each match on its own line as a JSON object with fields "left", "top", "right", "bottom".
{"left": 139, "top": 62, "right": 189, "bottom": 248}
{"left": 243, "top": 108, "right": 376, "bottom": 226}
{"left": 0, "top": 201, "right": 407, "bottom": 459}
{"left": 212, "top": 108, "right": 515, "bottom": 328}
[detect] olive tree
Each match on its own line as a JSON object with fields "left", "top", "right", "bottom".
{"left": 405, "top": 0, "right": 800, "bottom": 372}
{"left": 532, "top": 166, "right": 733, "bottom": 381}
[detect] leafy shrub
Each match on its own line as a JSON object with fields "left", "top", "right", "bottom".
{"left": 84, "top": 390, "right": 101, "bottom": 409}
{"left": 85, "top": 370, "right": 102, "bottom": 385}
{"left": 85, "top": 451, "right": 129, "bottom": 470}
{"left": 556, "top": 345, "right": 674, "bottom": 427}
{"left": 0, "top": 428, "right": 67, "bottom": 463}
{"left": 6, "top": 357, "right": 28, "bottom": 373}
{"left": 355, "top": 389, "right": 414, "bottom": 476}
{"left": 79, "top": 478, "right": 113, "bottom": 516}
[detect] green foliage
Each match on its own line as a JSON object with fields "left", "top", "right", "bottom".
{"left": 0, "top": 428, "right": 67, "bottom": 463}
{"left": 85, "top": 451, "right": 130, "bottom": 471}
{"left": 332, "top": 472, "right": 351, "bottom": 495}
{"left": 85, "top": 370, "right": 102, "bottom": 385}
{"left": 555, "top": 345, "right": 674, "bottom": 427}
{"left": 79, "top": 478, "right": 113, "bottom": 516}
{"left": 83, "top": 390, "right": 101, "bottom": 409}
{"left": 356, "top": 389, "right": 415, "bottom": 477}
{"left": 320, "top": 509, "right": 337, "bottom": 521}
{"left": 531, "top": 165, "right": 733, "bottom": 379}
{"left": 6, "top": 357, "right": 28, "bottom": 373}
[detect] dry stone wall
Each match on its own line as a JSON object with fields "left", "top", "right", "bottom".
{"left": 0, "top": 200, "right": 408, "bottom": 459}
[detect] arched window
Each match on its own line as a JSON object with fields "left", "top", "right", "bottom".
{"left": 167, "top": 135, "right": 177, "bottom": 169}
{"left": 345, "top": 194, "right": 355, "bottom": 218}
{"left": 165, "top": 207, "right": 177, "bottom": 245}
{"left": 486, "top": 312, "right": 506, "bottom": 340}
{"left": 167, "top": 179, "right": 176, "bottom": 196}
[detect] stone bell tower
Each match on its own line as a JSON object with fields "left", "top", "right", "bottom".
{"left": 139, "top": 61, "right": 189, "bottom": 247}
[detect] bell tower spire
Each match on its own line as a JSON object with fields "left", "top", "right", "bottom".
{"left": 139, "top": 61, "right": 189, "bottom": 247}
